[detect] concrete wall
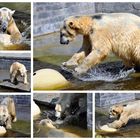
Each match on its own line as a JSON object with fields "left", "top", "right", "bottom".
{"left": 135, "top": 93, "right": 140, "bottom": 99}
{"left": 0, "top": 95, "right": 30, "bottom": 105}
{"left": 95, "top": 3, "right": 140, "bottom": 16}
{"left": 0, "top": 57, "right": 31, "bottom": 70}
{"left": 95, "top": 93, "right": 136, "bottom": 107}
{"left": 34, "top": 2, "right": 140, "bottom": 36}
{"left": 34, "top": 93, "right": 59, "bottom": 103}
{"left": 34, "top": 3, "right": 95, "bottom": 36}
{"left": 87, "top": 93, "right": 92, "bottom": 130}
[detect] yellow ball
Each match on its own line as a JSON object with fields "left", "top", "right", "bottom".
{"left": 0, "top": 126, "right": 6, "bottom": 136}
{"left": 33, "top": 69, "right": 69, "bottom": 90}
{"left": 0, "top": 34, "right": 13, "bottom": 46}
{"left": 33, "top": 101, "right": 41, "bottom": 118}
{"left": 100, "top": 125, "right": 117, "bottom": 132}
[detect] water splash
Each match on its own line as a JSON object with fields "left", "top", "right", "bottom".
{"left": 77, "top": 67, "right": 135, "bottom": 82}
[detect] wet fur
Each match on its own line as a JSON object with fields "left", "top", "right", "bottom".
{"left": 0, "top": 97, "right": 16, "bottom": 129}
{"left": 0, "top": 7, "right": 22, "bottom": 44}
{"left": 108, "top": 101, "right": 140, "bottom": 129}
{"left": 60, "top": 13, "right": 140, "bottom": 74}
{"left": 10, "top": 62, "right": 28, "bottom": 84}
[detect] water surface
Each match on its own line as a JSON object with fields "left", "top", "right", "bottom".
{"left": 34, "top": 32, "right": 140, "bottom": 90}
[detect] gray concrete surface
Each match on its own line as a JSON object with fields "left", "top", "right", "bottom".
{"left": 95, "top": 93, "right": 138, "bottom": 107}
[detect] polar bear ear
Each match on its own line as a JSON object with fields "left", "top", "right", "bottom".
{"left": 10, "top": 10, "right": 15, "bottom": 15}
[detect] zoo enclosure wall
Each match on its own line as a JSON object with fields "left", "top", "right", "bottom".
{"left": 95, "top": 93, "right": 140, "bottom": 107}
{"left": 0, "top": 53, "right": 31, "bottom": 71}
{"left": 33, "top": 2, "right": 140, "bottom": 37}
{"left": 0, "top": 95, "right": 30, "bottom": 105}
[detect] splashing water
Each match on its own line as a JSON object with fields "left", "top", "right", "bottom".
{"left": 77, "top": 67, "right": 135, "bottom": 82}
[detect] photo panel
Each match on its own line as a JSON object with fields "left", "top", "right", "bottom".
{"left": 33, "top": 92, "right": 93, "bottom": 138}
{"left": 0, "top": 95, "right": 31, "bottom": 138}
{"left": 95, "top": 92, "right": 140, "bottom": 138}
{"left": 0, "top": 52, "right": 31, "bottom": 92}
{"left": 0, "top": 2, "right": 31, "bottom": 51}
{"left": 33, "top": 2, "right": 140, "bottom": 91}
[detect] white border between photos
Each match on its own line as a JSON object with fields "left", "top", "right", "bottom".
{"left": 0, "top": 1, "right": 32, "bottom": 139}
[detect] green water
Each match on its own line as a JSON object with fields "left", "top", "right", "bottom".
{"left": 34, "top": 55, "right": 140, "bottom": 90}
{"left": 34, "top": 32, "right": 140, "bottom": 90}
{"left": 0, "top": 3, "right": 30, "bottom": 14}
{"left": 3, "top": 120, "right": 31, "bottom": 138}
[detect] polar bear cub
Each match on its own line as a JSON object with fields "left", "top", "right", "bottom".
{"left": 10, "top": 62, "right": 28, "bottom": 84}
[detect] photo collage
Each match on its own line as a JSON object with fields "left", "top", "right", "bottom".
{"left": 0, "top": 1, "right": 139, "bottom": 139}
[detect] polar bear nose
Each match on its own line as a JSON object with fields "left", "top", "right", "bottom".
{"left": 2, "top": 26, "right": 6, "bottom": 32}
{"left": 0, "top": 120, "right": 5, "bottom": 126}
{"left": 60, "top": 36, "right": 69, "bottom": 45}
{"left": 60, "top": 39, "right": 69, "bottom": 45}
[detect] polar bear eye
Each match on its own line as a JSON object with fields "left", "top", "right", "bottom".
{"left": 3, "top": 114, "right": 6, "bottom": 117}
{"left": 112, "top": 109, "right": 117, "bottom": 114}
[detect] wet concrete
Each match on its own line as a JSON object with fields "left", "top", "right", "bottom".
{"left": 34, "top": 32, "right": 140, "bottom": 90}
{"left": 0, "top": 70, "right": 30, "bottom": 92}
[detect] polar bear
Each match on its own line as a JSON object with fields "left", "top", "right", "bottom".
{"left": 60, "top": 13, "right": 140, "bottom": 74}
{"left": 0, "top": 7, "right": 22, "bottom": 44}
{"left": 107, "top": 100, "right": 140, "bottom": 129}
{"left": 0, "top": 97, "right": 17, "bottom": 129}
{"left": 10, "top": 62, "right": 28, "bottom": 84}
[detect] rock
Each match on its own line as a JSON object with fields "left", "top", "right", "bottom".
{"left": 0, "top": 126, "right": 6, "bottom": 136}
{"left": 33, "top": 69, "right": 69, "bottom": 90}
{"left": 33, "top": 101, "right": 41, "bottom": 118}
{"left": 0, "top": 34, "right": 13, "bottom": 46}
{"left": 100, "top": 125, "right": 117, "bottom": 132}
{"left": 0, "top": 81, "right": 30, "bottom": 92}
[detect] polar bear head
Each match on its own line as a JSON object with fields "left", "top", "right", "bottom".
{"left": 0, "top": 7, "right": 15, "bottom": 32}
{"left": 109, "top": 105, "right": 124, "bottom": 119}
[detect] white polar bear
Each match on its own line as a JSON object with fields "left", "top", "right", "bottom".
{"left": 10, "top": 62, "right": 28, "bottom": 84}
